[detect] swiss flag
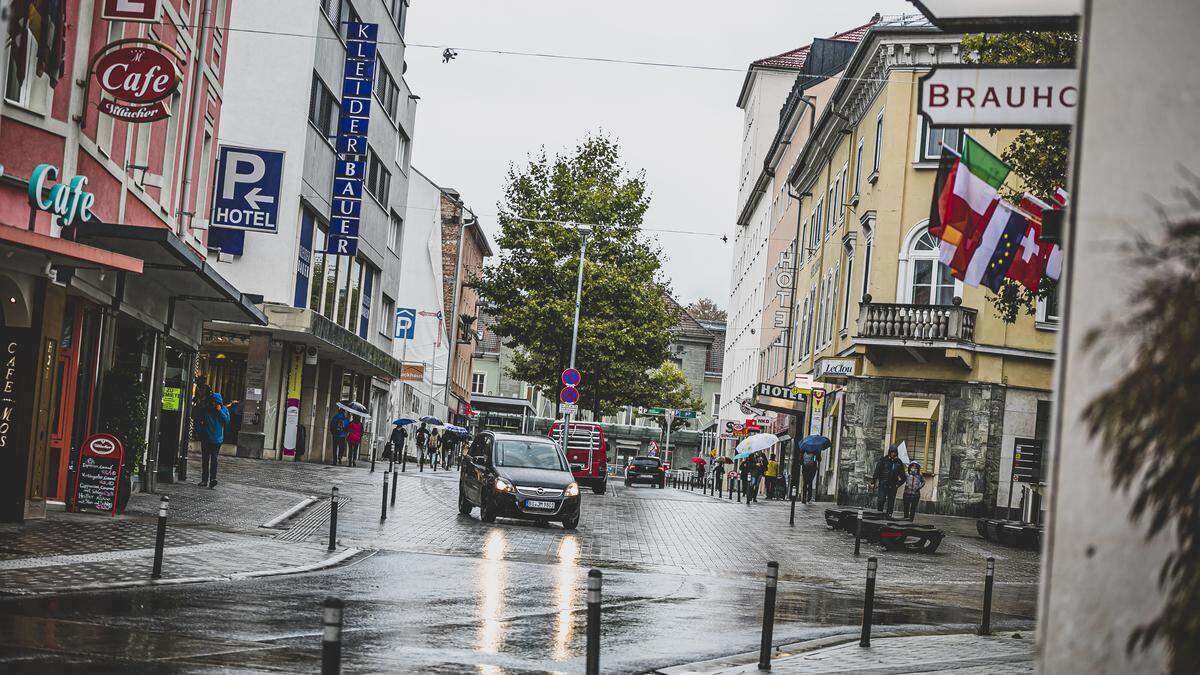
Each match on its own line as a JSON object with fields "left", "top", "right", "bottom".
{"left": 1005, "top": 219, "right": 1051, "bottom": 292}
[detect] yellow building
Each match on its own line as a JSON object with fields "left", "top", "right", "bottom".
{"left": 784, "top": 23, "right": 1056, "bottom": 517}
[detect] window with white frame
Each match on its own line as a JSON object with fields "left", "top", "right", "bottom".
{"left": 841, "top": 241, "right": 855, "bottom": 332}
{"left": 388, "top": 212, "right": 402, "bottom": 253}
{"left": 380, "top": 295, "right": 395, "bottom": 338}
{"left": 811, "top": 201, "right": 823, "bottom": 251}
{"left": 4, "top": 29, "right": 35, "bottom": 106}
{"left": 908, "top": 229, "right": 956, "bottom": 305}
{"left": 860, "top": 216, "right": 875, "bottom": 302}
{"left": 871, "top": 111, "right": 884, "bottom": 177}
{"left": 711, "top": 393, "right": 721, "bottom": 416}
{"left": 853, "top": 139, "right": 865, "bottom": 196}
{"left": 1036, "top": 284, "right": 1061, "bottom": 325}
{"left": 395, "top": 129, "right": 411, "bottom": 169}
{"left": 471, "top": 372, "right": 486, "bottom": 395}
{"left": 920, "top": 119, "right": 962, "bottom": 162}
{"left": 827, "top": 183, "right": 837, "bottom": 235}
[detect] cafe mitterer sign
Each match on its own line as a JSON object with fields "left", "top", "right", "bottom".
{"left": 87, "top": 38, "right": 183, "bottom": 123}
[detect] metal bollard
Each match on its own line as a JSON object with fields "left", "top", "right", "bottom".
{"left": 390, "top": 466, "right": 399, "bottom": 507}
{"left": 860, "top": 557, "right": 877, "bottom": 647}
{"left": 370, "top": 445, "right": 376, "bottom": 473}
{"left": 979, "top": 557, "right": 995, "bottom": 636}
{"left": 401, "top": 444, "right": 407, "bottom": 472}
{"left": 789, "top": 481, "right": 798, "bottom": 527}
{"left": 150, "top": 495, "right": 169, "bottom": 579}
{"left": 328, "top": 487, "right": 339, "bottom": 552}
{"left": 381, "top": 471, "right": 389, "bottom": 521}
{"left": 322, "top": 596, "right": 344, "bottom": 675}
{"left": 586, "top": 569, "right": 602, "bottom": 675}
{"left": 758, "top": 561, "right": 779, "bottom": 670}
{"left": 854, "top": 508, "right": 863, "bottom": 556}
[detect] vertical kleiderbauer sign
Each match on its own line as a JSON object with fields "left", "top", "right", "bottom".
{"left": 328, "top": 22, "right": 378, "bottom": 257}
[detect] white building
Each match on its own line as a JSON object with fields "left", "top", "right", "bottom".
{"left": 201, "top": 0, "right": 416, "bottom": 462}
{"left": 391, "top": 168, "right": 451, "bottom": 422}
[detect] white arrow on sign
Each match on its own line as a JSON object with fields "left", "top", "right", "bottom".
{"left": 244, "top": 186, "right": 275, "bottom": 210}
{"left": 222, "top": 151, "right": 267, "bottom": 204}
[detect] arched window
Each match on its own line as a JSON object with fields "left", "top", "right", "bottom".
{"left": 908, "top": 229, "right": 956, "bottom": 305}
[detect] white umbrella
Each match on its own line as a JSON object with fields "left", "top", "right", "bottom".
{"left": 735, "top": 433, "right": 780, "bottom": 455}
{"left": 336, "top": 400, "right": 371, "bottom": 418}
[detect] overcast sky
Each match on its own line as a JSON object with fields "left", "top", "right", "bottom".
{"left": 404, "top": 0, "right": 914, "bottom": 309}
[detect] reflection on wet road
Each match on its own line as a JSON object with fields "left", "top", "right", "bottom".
{"left": 0, "top": 481, "right": 1038, "bottom": 673}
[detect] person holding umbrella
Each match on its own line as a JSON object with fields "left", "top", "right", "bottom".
{"left": 346, "top": 417, "right": 362, "bottom": 467}
{"left": 329, "top": 408, "right": 350, "bottom": 465}
{"left": 415, "top": 422, "right": 429, "bottom": 470}
{"left": 427, "top": 429, "right": 442, "bottom": 470}
{"left": 389, "top": 420, "right": 410, "bottom": 462}
{"left": 796, "top": 435, "right": 831, "bottom": 504}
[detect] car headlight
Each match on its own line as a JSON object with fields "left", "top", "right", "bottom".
{"left": 565, "top": 482, "right": 579, "bottom": 497}
{"left": 495, "top": 477, "right": 514, "bottom": 492}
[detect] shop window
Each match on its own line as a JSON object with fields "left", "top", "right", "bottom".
{"left": 888, "top": 397, "right": 941, "bottom": 475}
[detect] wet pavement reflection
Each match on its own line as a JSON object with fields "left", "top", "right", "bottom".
{"left": 0, "top": 483, "right": 1037, "bottom": 673}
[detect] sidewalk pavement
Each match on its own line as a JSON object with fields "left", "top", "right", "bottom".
{"left": 0, "top": 456, "right": 380, "bottom": 596}
{"left": 659, "top": 631, "right": 1035, "bottom": 674}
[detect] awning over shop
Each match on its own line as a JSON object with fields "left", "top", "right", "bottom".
{"left": 0, "top": 221, "right": 143, "bottom": 273}
{"left": 74, "top": 221, "right": 266, "bottom": 325}
{"left": 470, "top": 394, "right": 536, "bottom": 415}
{"left": 209, "top": 304, "right": 401, "bottom": 381}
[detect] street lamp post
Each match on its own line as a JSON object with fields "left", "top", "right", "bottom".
{"left": 560, "top": 224, "right": 592, "bottom": 451}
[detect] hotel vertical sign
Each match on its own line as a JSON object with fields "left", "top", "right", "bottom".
{"left": 328, "top": 22, "right": 378, "bottom": 257}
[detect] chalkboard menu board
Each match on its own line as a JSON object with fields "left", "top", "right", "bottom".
{"left": 73, "top": 434, "right": 124, "bottom": 515}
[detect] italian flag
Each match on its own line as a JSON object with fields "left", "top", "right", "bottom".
{"left": 928, "top": 135, "right": 1011, "bottom": 278}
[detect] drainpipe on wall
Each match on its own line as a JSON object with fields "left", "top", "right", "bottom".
{"left": 177, "top": 0, "right": 212, "bottom": 238}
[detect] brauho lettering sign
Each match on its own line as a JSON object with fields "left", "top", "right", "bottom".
{"left": 919, "top": 66, "right": 1078, "bottom": 128}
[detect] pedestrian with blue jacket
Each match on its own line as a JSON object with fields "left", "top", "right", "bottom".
{"left": 329, "top": 410, "right": 350, "bottom": 465}
{"left": 196, "top": 390, "right": 229, "bottom": 489}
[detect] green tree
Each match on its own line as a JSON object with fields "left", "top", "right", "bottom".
{"left": 961, "top": 31, "right": 1077, "bottom": 323}
{"left": 686, "top": 298, "right": 726, "bottom": 322}
{"left": 475, "top": 135, "right": 678, "bottom": 418}
{"left": 1082, "top": 213, "right": 1200, "bottom": 672}
{"left": 637, "top": 361, "right": 705, "bottom": 433}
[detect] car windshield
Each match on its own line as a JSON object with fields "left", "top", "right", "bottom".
{"left": 631, "top": 457, "right": 660, "bottom": 467}
{"left": 494, "top": 440, "right": 568, "bottom": 471}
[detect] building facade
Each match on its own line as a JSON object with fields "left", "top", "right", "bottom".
{"left": 781, "top": 23, "right": 1055, "bottom": 517}
{"left": 203, "top": 0, "right": 415, "bottom": 463}
{"left": 721, "top": 20, "right": 875, "bottom": 451}
{"left": 1, "top": 0, "right": 264, "bottom": 521}
{"left": 438, "top": 189, "right": 491, "bottom": 426}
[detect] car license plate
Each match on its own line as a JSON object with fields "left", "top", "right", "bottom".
{"left": 525, "top": 499, "right": 556, "bottom": 510}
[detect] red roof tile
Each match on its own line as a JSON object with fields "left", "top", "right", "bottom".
{"left": 749, "top": 18, "right": 878, "bottom": 70}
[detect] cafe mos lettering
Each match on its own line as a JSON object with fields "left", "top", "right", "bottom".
{"left": 89, "top": 40, "right": 181, "bottom": 123}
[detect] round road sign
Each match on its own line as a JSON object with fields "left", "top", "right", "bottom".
{"left": 561, "top": 368, "right": 582, "bottom": 387}
{"left": 559, "top": 386, "right": 580, "bottom": 404}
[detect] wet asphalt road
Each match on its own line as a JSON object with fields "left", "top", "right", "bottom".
{"left": 0, "top": 476, "right": 1037, "bottom": 673}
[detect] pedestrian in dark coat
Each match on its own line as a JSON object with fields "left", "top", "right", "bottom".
{"left": 329, "top": 410, "right": 350, "bottom": 465}
{"left": 196, "top": 391, "right": 229, "bottom": 489}
{"left": 388, "top": 424, "right": 407, "bottom": 460}
{"left": 871, "top": 446, "right": 907, "bottom": 516}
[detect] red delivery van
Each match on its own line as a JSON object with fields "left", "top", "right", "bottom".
{"left": 548, "top": 421, "right": 608, "bottom": 495}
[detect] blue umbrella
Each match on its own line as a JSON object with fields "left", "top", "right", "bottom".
{"left": 733, "top": 451, "right": 754, "bottom": 460}
{"left": 445, "top": 424, "right": 468, "bottom": 434}
{"left": 420, "top": 415, "right": 444, "bottom": 426}
{"left": 392, "top": 418, "right": 416, "bottom": 426}
{"left": 797, "top": 434, "right": 832, "bottom": 454}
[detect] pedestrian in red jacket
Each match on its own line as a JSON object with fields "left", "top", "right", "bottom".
{"left": 346, "top": 420, "right": 363, "bottom": 467}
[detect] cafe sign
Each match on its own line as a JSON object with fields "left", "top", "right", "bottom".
{"left": 28, "top": 164, "right": 96, "bottom": 227}
{"left": 87, "top": 39, "right": 182, "bottom": 124}
{"left": 919, "top": 65, "right": 1078, "bottom": 129}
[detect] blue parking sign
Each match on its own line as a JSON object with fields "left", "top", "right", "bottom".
{"left": 395, "top": 308, "right": 416, "bottom": 340}
{"left": 211, "top": 146, "right": 284, "bottom": 233}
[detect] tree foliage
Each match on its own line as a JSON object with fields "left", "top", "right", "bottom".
{"left": 686, "top": 298, "right": 727, "bottom": 322}
{"left": 961, "top": 31, "right": 1077, "bottom": 323}
{"left": 474, "top": 135, "right": 678, "bottom": 418}
{"left": 639, "top": 361, "right": 705, "bottom": 433}
{"left": 1082, "top": 210, "right": 1200, "bottom": 673}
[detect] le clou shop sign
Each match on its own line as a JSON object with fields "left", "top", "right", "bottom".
{"left": 87, "top": 38, "right": 183, "bottom": 124}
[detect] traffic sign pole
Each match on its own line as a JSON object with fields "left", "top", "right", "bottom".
{"left": 561, "top": 226, "right": 591, "bottom": 453}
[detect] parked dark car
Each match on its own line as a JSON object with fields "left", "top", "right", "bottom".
{"left": 459, "top": 431, "right": 581, "bottom": 530}
{"left": 625, "top": 456, "right": 666, "bottom": 488}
